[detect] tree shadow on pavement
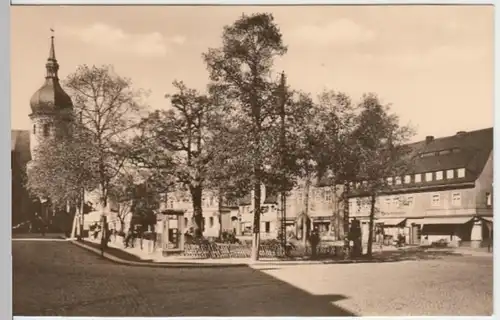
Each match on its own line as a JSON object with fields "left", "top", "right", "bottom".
{"left": 13, "top": 240, "right": 358, "bottom": 317}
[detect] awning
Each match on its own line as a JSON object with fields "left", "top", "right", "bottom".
{"left": 419, "top": 216, "right": 473, "bottom": 225}
{"left": 376, "top": 218, "right": 406, "bottom": 226}
{"left": 481, "top": 217, "right": 494, "bottom": 223}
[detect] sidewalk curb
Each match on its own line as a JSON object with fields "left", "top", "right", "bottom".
{"left": 70, "top": 240, "right": 249, "bottom": 268}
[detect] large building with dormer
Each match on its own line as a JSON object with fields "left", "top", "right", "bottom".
{"left": 348, "top": 128, "right": 493, "bottom": 247}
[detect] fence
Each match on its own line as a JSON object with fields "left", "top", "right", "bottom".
{"left": 182, "top": 242, "right": 345, "bottom": 259}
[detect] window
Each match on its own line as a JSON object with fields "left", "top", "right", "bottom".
{"left": 439, "top": 149, "right": 451, "bottom": 155}
{"left": 184, "top": 217, "right": 188, "bottom": 227}
{"left": 393, "top": 196, "right": 400, "bottom": 207}
{"left": 486, "top": 192, "right": 492, "bottom": 207}
{"left": 325, "top": 191, "right": 332, "bottom": 202}
{"left": 446, "top": 169, "right": 454, "bottom": 179}
{"left": 451, "top": 192, "right": 461, "bottom": 206}
{"left": 436, "top": 171, "right": 443, "bottom": 181}
{"left": 169, "top": 201, "right": 174, "bottom": 209}
{"left": 387, "top": 177, "right": 393, "bottom": 185}
{"left": 362, "top": 198, "right": 370, "bottom": 210}
{"left": 395, "top": 177, "right": 402, "bottom": 185}
{"left": 405, "top": 196, "right": 414, "bottom": 207}
{"left": 349, "top": 199, "right": 355, "bottom": 212}
{"left": 404, "top": 175, "right": 411, "bottom": 184}
{"left": 425, "top": 172, "right": 433, "bottom": 182}
{"left": 415, "top": 174, "right": 422, "bottom": 183}
{"left": 431, "top": 194, "right": 440, "bottom": 207}
{"left": 265, "top": 222, "right": 271, "bottom": 233}
{"left": 32, "top": 124, "right": 36, "bottom": 134}
{"left": 43, "top": 124, "right": 50, "bottom": 137}
{"left": 420, "top": 152, "right": 435, "bottom": 158}
{"left": 209, "top": 217, "right": 214, "bottom": 228}
{"left": 457, "top": 168, "right": 466, "bottom": 178}
{"left": 385, "top": 197, "right": 391, "bottom": 208}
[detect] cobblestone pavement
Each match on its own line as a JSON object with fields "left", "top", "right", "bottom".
{"left": 253, "top": 254, "right": 493, "bottom": 316}
{"left": 13, "top": 240, "right": 354, "bottom": 317}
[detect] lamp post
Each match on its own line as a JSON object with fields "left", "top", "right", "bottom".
{"left": 278, "top": 71, "right": 287, "bottom": 250}
{"left": 78, "top": 111, "right": 85, "bottom": 240}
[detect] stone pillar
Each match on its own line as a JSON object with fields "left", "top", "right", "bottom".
{"left": 470, "top": 220, "right": 483, "bottom": 249}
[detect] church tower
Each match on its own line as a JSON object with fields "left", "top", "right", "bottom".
{"left": 29, "top": 32, "right": 74, "bottom": 161}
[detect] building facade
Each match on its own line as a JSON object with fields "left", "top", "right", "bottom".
{"left": 236, "top": 181, "right": 344, "bottom": 240}
{"left": 348, "top": 128, "right": 493, "bottom": 247}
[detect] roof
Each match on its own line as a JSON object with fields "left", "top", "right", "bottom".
{"left": 348, "top": 128, "right": 493, "bottom": 196}
{"left": 11, "top": 130, "right": 31, "bottom": 164}
{"left": 407, "top": 128, "right": 493, "bottom": 178}
{"left": 29, "top": 36, "right": 73, "bottom": 115}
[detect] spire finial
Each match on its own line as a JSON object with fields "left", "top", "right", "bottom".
{"left": 49, "top": 28, "right": 56, "bottom": 60}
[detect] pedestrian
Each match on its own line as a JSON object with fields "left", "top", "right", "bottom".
{"left": 310, "top": 227, "right": 320, "bottom": 259}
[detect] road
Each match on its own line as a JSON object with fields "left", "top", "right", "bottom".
{"left": 254, "top": 253, "right": 493, "bottom": 316}
{"left": 13, "top": 239, "right": 354, "bottom": 317}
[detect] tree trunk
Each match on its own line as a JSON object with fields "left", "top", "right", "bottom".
{"left": 367, "top": 193, "right": 376, "bottom": 257}
{"left": 218, "top": 193, "right": 223, "bottom": 239}
{"left": 190, "top": 185, "right": 204, "bottom": 238}
{"left": 302, "top": 172, "right": 311, "bottom": 246}
{"left": 251, "top": 180, "right": 262, "bottom": 262}
{"left": 342, "top": 181, "right": 350, "bottom": 240}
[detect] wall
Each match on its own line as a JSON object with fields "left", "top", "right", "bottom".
{"left": 474, "top": 151, "right": 494, "bottom": 215}
{"left": 349, "top": 187, "right": 477, "bottom": 219}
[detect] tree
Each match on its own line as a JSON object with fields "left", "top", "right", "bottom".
{"left": 63, "top": 65, "right": 147, "bottom": 212}
{"left": 203, "top": 13, "right": 287, "bottom": 261}
{"left": 351, "top": 93, "right": 415, "bottom": 257}
{"left": 26, "top": 121, "right": 99, "bottom": 233}
{"left": 131, "top": 81, "right": 221, "bottom": 238}
{"left": 316, "top": 90, "right": 359, "bottom": 239}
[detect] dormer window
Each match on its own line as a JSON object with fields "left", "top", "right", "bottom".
{"left": 415, "top": 174, "right": 422, "bottom": 183}
{"left": 425, "top": 172, "right": 433, "bottom": 182}
{"left": 436, "top": 171, "right": 443, "bottom": 181}
{"left": 446, "top": 169, "right": 454, "bottom": 179}
{"left": 404, "top": 175, "right": 411, "bottom": 184}
{"left": 457, "top": 168, "right": 466, "bottom": 178}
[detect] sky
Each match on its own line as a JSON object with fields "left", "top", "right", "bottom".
{"left": 11, "top": 5, "right": 494, "bottom": 142}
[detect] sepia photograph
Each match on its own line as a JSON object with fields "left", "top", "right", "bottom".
{"left": 11, "top": 4, "right": 494, "bottom": 317}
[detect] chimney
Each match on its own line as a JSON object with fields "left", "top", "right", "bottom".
{"left": 456, "top": 131, "right": 466, "bottom": 136}
{"left": 425, "top": 135, "right": 434, "bottom": 144}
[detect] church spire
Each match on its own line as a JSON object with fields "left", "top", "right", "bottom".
{"left": 45, "top": 29, "right": 59, "bottom": 80}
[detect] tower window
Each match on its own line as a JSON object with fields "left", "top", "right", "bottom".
{"left": 33, "top": 124, "right": 36, "bottom": 134}
{"left": 43, "top": 124, "right": 50, "bottom": 137}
